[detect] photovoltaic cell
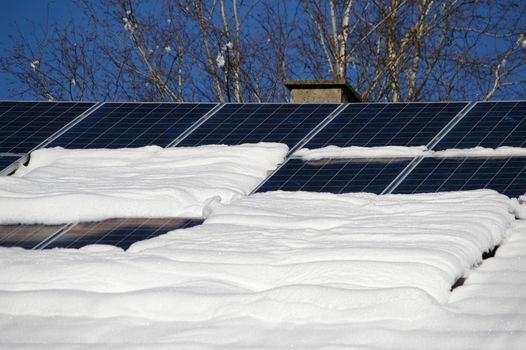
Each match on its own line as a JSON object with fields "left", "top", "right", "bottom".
{"left": 0, "top": 155, "right": 20, "bottom": 171}
{"left": 49, "top": 103, "right": 216, "bottom": 148}
{"left": 393, "top": 157, "right": 526, "bottom": 198}
{"left": 0, "top": 224, "right": 63, "bottom": 249}
{"left": 45, "top": 218, "right": 203, "bottom": 250}
{"left": 177, "top": 103, "right": 339, "bottom": 148}
{"left": 258, "top": 158, "right": 410, "bottom": 194}
{"left": 303, "top": 102, "right": 467, "bottom": 149}
{"left": 435, "top": 101, "right": 526, "bottom": 150}
{"left": 0, "top": 101, "right": 95, "bottom": 153}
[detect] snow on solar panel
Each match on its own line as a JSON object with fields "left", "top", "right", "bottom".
{"left": 48, "top": 103, "right": 217, "bottom": 148}
{"left": 44, "top": 218, "right": 203, "bottom": 250}
{"left": 0, "top": 155, "right": 20, "bottom": 171}
{"left": 0, "top": 224, "right": 63, "bottom": 249}
{"left": 176, "top": 103, "right": 339, "bottom": 148}
{"left": 435, "top": 101, "right": 526, "bottom": 150}
{"left": 303, "top": 102, "right": 467, "bottom": 149}
{"left": 0, "top": 101, "right": 95, "bottom": 153}
{"left": 257, "top": 158, "right": 410, "bottom": 194}
{"left": 393, "top": 157, "right": 526, "bottom": 198}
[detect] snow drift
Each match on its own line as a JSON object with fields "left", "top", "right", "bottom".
{"left": 0, "top": 144, "right": 288, "bottom": 224}
{"left": 0, "top": 190, "right": 517, "bottom": 319}
{"left": 0, "top": 189, "right": 524, "bottom": 348}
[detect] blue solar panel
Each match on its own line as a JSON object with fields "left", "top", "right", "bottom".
{"left": 0, "top": 155, "right": 20, "bottom": 171}
{"left": 49, "top": 103, "right": 216, "bottom": 148}
{"left": 177, "top": 103, "right": 339, "bottom": 148}
{"left": 393, "top": 157, "right": 526, "bottom": 198}
{"left": 436, "top": 101, "right": 526, "bottom": 150}
{"left": 0, "top": 101, "right": 95, "bottom": 153}
{"left": 44, "top": 218, "right": 203, "bottom": 250}
{"left": 303, "top": 102, "right": 467, "bottom": 149}
{"left": 258, "top": 158, "right": 410, "bottom": 194}
{"left": 0, "top": 224, "right": 63, "bottom": 249}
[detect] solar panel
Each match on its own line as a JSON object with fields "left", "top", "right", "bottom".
{"left": 435, "top": 101, "right": 526, "bottom": 150}
{"left": 0, "top": 101, "right": 19, "bottom": 116}
{"left": 176, "top": 103, "right": 339, "bottom": 148}
{"left": 393, "top": 157, "right": 526, "bottom": 198}
{"left": 44, "top": 218, "right": 203, "bottom": 250}
{"left": 0, "top": 101, "right": 95, "bottom": 153}
{"left": 48, "top": 103, "right": 217, "bottom": 148}
{"left": 0, "top": 224, "right": 63, "bottom": 249}
{"left": 0, "top": 155, "right": 20, "bottom": 171}
{"left": 257, "top": 158, "right": 411, "bottom": 194}
{"left": 303, "top": 102, "right": 467, "bottom": 149}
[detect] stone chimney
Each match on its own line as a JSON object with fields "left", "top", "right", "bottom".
{"left": 284, "top": 79, "right": 361, "bottom": 103}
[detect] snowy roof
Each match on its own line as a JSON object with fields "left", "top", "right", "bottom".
{"left": 1, "top": 100, "right": 526, "bottom": 348}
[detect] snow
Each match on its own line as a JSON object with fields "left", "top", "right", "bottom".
{"left": 296, "top": 145, "right": 428, "bottom": 160}
{"left": 216, "top": 51, "right": 225, "bottom": 68}
{"left": 1, "top": 189, "right": 525, "bottom": 348}
{"left": 434, "top": 146, "right": 526, "bottom": 158}
{"left": 0, "top": 141, "right": 525, "bottom": 348}
{"left": 0, "top": 144, "right": 288, "bottom": 224}
{"left": 296, "top": 145, "right": 526, "bottom": 160}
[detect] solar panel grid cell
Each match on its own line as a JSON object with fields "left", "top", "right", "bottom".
{"left": 0, "top": 102, "right": 94, "bottom": 153}
{"left": 49, "top": 103, "right": 216, "bottom": 148}
{"left": 176, "top": 103, "right": 339, "bottom": 148}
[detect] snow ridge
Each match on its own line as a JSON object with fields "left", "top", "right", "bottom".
{"left": 296, "top": 145, "right": 526, "bottom": 160}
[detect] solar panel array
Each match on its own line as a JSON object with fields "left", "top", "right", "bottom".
{"left": 259, "top": 102, "right": 468, "bottom": 194}
{"left": 393, "top": 101, "right": 526, "bottom": 196}
{"left": 0, "top": 100, "right": 525, "bottom": 251}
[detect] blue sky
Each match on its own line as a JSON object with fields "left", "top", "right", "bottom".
{"left": 0, "top": 0, "right": 83, "bottom": 99}
{"left": 1, "top": 1, "right": 524, "bottom": 102}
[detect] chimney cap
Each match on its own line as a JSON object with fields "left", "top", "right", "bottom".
{"left": 284, "top": 79, "right": 362, "bottom": 102}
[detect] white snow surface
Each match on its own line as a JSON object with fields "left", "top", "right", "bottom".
{"left": 0, "top": 144, "right": 288, "bottom": 224}
{"left": 1, "top": 189, "right": 525, "bottom": 349}
{"left": 296, "top": 145, "right": 526, "bottom": 160}
{"left": 296, "top": 145, "right": 428, "bottom": 159}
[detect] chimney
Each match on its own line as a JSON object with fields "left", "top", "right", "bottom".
{"left": 284, "top": 79, "right": 361, "bottom": 103}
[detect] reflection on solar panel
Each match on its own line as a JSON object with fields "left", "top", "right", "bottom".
{"left": 0, "top": 224, "right": 63, "bottom": 249}
{"left": 0, "top": 101, "right": 95, "bottom": 153}
{"left": 0, "top": 155, "right": 20, "bottom": 171}
{"left": 176, "top": 103, "right": 339, "bottom": 148}
{"left": 44, "top": 218, "right": 203, "bottom": 250}
{"left": 49, "top": 103, "right": 216, "bottom": 148}
{"left": 436, "top": 101, "right": 526, "bottom": 150}
{"left": 303, "top": 102, "right": 467, "bottom": 149}
{"left": 258, "top": 158, "right": 410, "bottom": 194}
{"left": 393, "top": 157, "right": 526, "bottom": 198}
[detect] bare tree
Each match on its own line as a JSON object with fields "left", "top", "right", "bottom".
{"left": 1, "top": 0, "right": 525, "bottom": 102}
{"left": 298, "top": 0, "right": 526, "bottom": 101}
